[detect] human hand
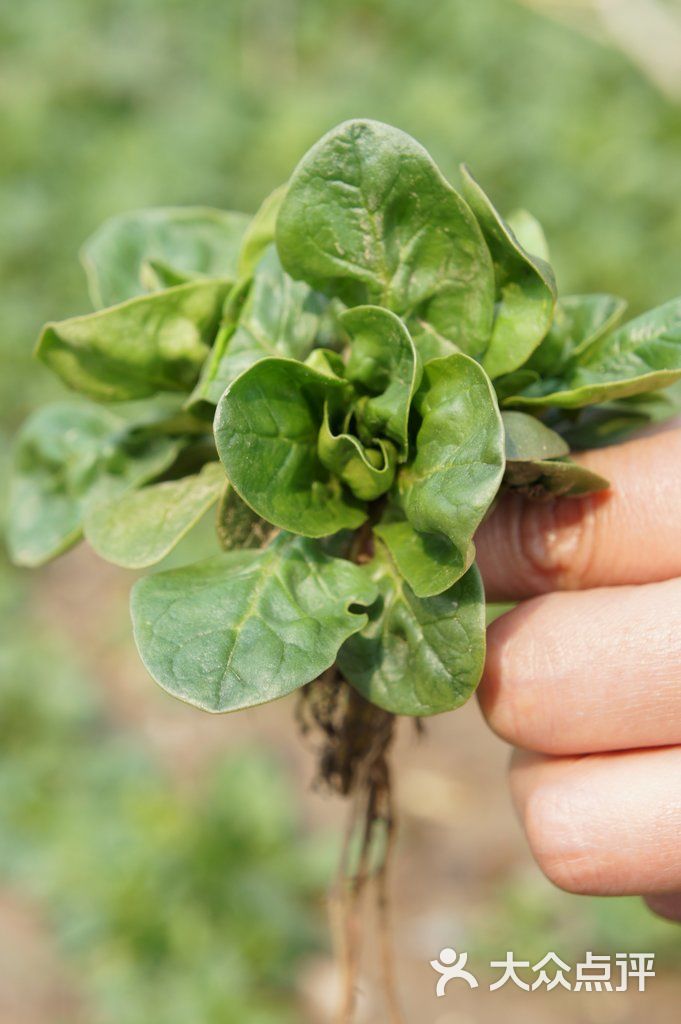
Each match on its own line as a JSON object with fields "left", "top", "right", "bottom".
{"left": 475, "top": 428, "right": 681, "bottom": 923}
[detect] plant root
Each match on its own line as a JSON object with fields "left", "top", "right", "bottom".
{"left": 296, "top": 672, "right": 406, "bottom": 1024}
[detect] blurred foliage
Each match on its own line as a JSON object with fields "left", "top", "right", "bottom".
{"left": 470, "top": 870, "right": 681, "bottom": 971}
{"left": 2, "top": 0, "right": 681, "bottom": 429}
{"left": 0, "top": 569, "right": 326, "bottom": 1023}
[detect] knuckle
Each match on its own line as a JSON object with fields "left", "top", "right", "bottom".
{"left": 481, "top": 601, "right": 563, "bottom": 752}
{"left": 523, "top": 784, "right": 605, "bottom": 895}
{"left": 513, "top": 494, "right": 600, "bottom": 593}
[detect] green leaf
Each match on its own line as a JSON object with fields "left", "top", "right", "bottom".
{"left": 84, "top": 461, "right": 226, "bottom": 569}
{"left": 493, "top": 368, "right": 540, "bottom": 402}
{"left": 37, "top": 280, "right": 230, "bottom": 402}
{"left": 214, "top": 358, "right": 366, "bottom": 537}
{"left": 486, "top": 602, "right": 516, "bottom": 625}
{"left": 503, "top": 458, "right": 610, "bottom": 499}
{"left": 216, "top": 485, "right": 274, "bottom": 551}
{"left": 461, "top": 166, "right": 556, "bottom": 379}
{"left": 81, "top": 207, "right": 249, "bottom": 308}
{"left": 140, "top": 258, "right": 200, "bottom": 291}
{"left": 6, "top": 403, "right": 180, "bottom": 567}
{"left": 237, "top": 185, "right": 287, "bottom": 279}
{"left": 130, "top": 534, "right": 378, "bottom": 713}
{"left": 502, "top": 410, "right": 569, "bottom": 461}
{"left": 338, "top": 543, "right": 486, "bottom": 716}
{"left": 506, "top": 297, "right": 681, "bottom": 409}
{"left": 557, "top": 378, "right": 681, "bottom": 450}
{"left": 374, "top": 508, "right": 473, "bottom": 602}
{"left": 407, "top": 319, "right": 462, "bottom": 363}
{"left": 505, "top": 208, "right": 550, "bottom": 262}
{"left": 380, "top": 354, "right": 504, "bottom": 597}
{"left": 501, "top": 412, "right": 606, "bottom": 499}
{"left": 318, "top": 404, "right": 396, "bottom": 501}
{"left": 342, "top": 305, "right": 421, "bottom": 460}
{"left": 277, "top": 119, "right": 494, "bottom": 358}
{"left": 191, "top": 247, "right": 325, "bottom": 406}
{"left": 304, "top": 347, "right": 346, "bottom": 378}
{"left": 526, "top": 293, "right": 627, "bottom": 377}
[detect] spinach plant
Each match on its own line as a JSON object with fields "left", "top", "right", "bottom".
{"left": 7, "top": 118, "right": 681, "bottom": 1018}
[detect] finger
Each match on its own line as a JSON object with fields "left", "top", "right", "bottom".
{"left": 509, "top": 746, "right": 681, "bottom": 896}
{"left": 644, "top": 893, "right": 681, "bottom": 924}
{"left": 475, "top": 429, "right": 681, "bottom": 601}
{"left": 478, "top": 576, "right": 681, "bottom": 755}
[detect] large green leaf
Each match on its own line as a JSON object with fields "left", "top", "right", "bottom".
{"left": 461, "top": 166, "right": 556, "bottom": 379}
{"left": 85, "top": 461, "right": 226, "bottom": 568}
{"left": 191, "top": 246, "right": 325, "bottom": 406}
{"left": 526, "top": 293, "right": 627, "bottom": 378}
{"left": 506, "top": 297, "right": 681, "bottom": 409}
{"left": 37, "top": 280, "right": 230, "bottom": 401}
{"left": 214, "top": 358, "right": 366, "bottom": 537}
{"left": 379, "top": 354, "right": 504, "bottom": 597}
{"left": 276, "top": 119, "right": 494, "bottom": 358}
{"left": 6, "top": 403, "right": 180, "bottom": 567}
{"left": 130, "top": 534, "right": 378, "bottom": 713}
{"left": 342, "top": 305, "right": 421, "bottom": 460}
{"left": 338, "top": 544, "right": 486, "bottom": 717}
{"left": 81, "top": 207, "right": 249, "bottom": 308}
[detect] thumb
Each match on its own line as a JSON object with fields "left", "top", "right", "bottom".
{"left": 474, "top": 429, "right": 681, "bottom": 601}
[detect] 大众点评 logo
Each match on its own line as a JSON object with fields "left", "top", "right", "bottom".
{"left": 430, "top": 949, "right": 655, "bottom": 997}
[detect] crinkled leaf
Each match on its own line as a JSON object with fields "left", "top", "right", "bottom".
{"left": 237, "top": 185, "right": 287, "bottom": 279}
{"left": 81, "top": 207, "right": 249, "bottom": 308}
{"left": 318, "top": 405, "right": 396, "bottom": 501}
{"left": 505, "top": 208, "right": 550, "bottom": 262}
{"left": 37, "top": 280, "right": 230, "bottom": 401}
{"left": 339, "top": 543, "right": 485, "bottom": 717}
{"left": 384, "top": 354, "right": 504, "bottom": 597}
{"left": 504, "top": 457, "right": 609, "bottom": 500}
{"left": 342, "top": 305, "right": 421, "bottom": 460}
{"left": 84, "top": 461, "right": 226, "bottom": 569}
{"left": 526, "top": 293, "right": 627, "bottom": 378}
{"left": 502, "top": 411, "right": 569, "bottom": 461}
{"left": 214, "top": 358, "right": 365, "bottom": 537}
{"left": 506, "top": 297, "right": 681, "bottom": 409}
{"left": 277, "top": 119, "right": 494, "bottom": 358}
{"left": 461, "top": 166, "right": 556, "bottom": 379}
{"left": 130, "top": 534, "right": 378, "bottom": 713}
{"left": 191, "top": 247, "right": 325, "bottom": 406}
{"left": 6, "top": 403, "right": 180, "bottom": 567}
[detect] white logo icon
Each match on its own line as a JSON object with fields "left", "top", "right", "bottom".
{"left": 430, "top": 948, "right": 479, "bottom": 996}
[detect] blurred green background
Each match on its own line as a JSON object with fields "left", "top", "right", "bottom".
{"left": 2, "top": 1, "right": 681, "bottom": 1021}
